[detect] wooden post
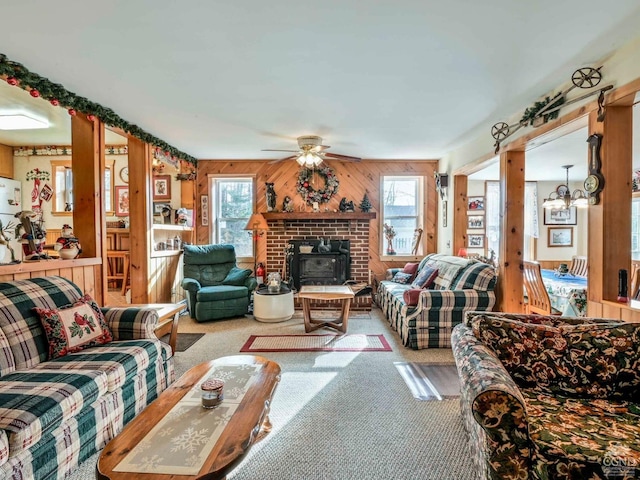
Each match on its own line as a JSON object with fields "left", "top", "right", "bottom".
{"left": 588, "top": 105, "right": 633, "bottom": 305}
{"left": 71, "top": 115, "right": 106, "bottom": 304}
{"left": 127, "top": 137, "right": 152, "bottom": 304}
{"left": 453, "top": 174, "right": 468, "bottom": 255}
{"left": 497, "top": 150, "right": 525, "bottom": 312}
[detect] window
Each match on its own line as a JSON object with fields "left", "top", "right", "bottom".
{"left": 381, "top": 176, "right": 423, "bottom": 255}
{"left": 632, "top": 196, "right": 640, "bottom": 260}
{"left": 210, "top": 177, "right": 253, "bottom": 257}
{"left": 485, "top": 180, "right": 538, "bottom": 261}
{"left": 51, "top": 159, "right": 115, "bottom": 214}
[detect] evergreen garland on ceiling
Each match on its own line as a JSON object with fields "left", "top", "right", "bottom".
{"left": 520, "top": 92, "right": 565, "bottom": 126}
{"left": 0, "top": 53, "right": 197, "bottom": 165}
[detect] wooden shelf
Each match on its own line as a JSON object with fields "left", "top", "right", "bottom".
{"left": 151, "top": 224, "right": 194, "bottom": 231}
{"left": 262, "top": 212, "right": 376, "bottom": 221}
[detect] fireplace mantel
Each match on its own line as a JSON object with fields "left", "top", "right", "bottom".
{"left": 262, "top": 212, "right": 376, "bottom": 221}
{"left": 262, "top": 211, "right": 375, "bottom": 231}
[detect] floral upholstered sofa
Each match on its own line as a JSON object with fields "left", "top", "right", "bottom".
{"left": 378, "top": 253, "right": 497, "bottom": 349}
{"left": 0, "top": 276, "right": 174, "bottom": 480}
{"left": 452, "top": 311, "right": 640, "bottom": 480}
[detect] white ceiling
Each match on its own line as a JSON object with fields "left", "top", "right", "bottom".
{"left": 1, "top": 1, "right": 640, "bottom": 162}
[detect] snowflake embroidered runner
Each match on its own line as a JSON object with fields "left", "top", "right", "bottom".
{"left": 113, "top": 363, "right": 261, "bottom": 475}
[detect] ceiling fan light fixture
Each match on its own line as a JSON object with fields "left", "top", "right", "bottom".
{"left": 298, "top": 151, "right": 323, "bottom": 167}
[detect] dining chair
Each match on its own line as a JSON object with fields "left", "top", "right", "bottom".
{"left": 569, "top": 256, "right": 588, "bottom": 277}
{"left": 523, "top": 261, "right": 561, "bottom": 315}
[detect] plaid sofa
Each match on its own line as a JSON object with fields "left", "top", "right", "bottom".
{"left": 0, "top": 276, "right": 175, "bottom": 480}
{"left": 378, "top": 254, "right": 496, "bottom": 349}
{"left": 453, "top": 312, "right": 640, "bottom": 480}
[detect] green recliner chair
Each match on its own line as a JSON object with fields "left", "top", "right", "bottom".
{"left": 181, "top": 244, "right": 257, "bottom": 322}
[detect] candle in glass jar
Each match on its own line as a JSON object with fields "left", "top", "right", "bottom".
{"left": 201, "top": 378, "right": 224, "bottom": 409}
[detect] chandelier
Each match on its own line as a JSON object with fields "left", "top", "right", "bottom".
{"left": 542, "top": 164, "right": 589, "bottom": 209}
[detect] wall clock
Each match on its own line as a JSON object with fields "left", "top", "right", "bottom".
{"left": 586, "top": 134, "right": 604, "bottom": 205}
{"left": 119, "top": 167, "right": 129, "bottom": 183}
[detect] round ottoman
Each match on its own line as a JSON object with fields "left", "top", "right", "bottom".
{"left": 253, "top": 289, "right": 295, "bottom": 323}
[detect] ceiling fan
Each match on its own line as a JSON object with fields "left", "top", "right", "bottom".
{"left": 262, "top": 135, "right": 362, "bottom": 167}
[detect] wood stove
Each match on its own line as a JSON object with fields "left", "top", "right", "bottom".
{"left": 288, "top": 239, "right": 350, "bottom": 290}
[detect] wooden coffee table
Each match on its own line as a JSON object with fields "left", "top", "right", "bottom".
{"left": 96, "top": 355, "right": 281, "bottom": 480}
{"left": 298, "top": 285, "right": 355, "bottom": 333}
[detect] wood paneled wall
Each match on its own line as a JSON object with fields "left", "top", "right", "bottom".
{"left": 148, "top": 254, "right": 185, "bottom": 303}
{"left": 0, "top": 259, "right": 102, "bottom": 304}
{"left": 195, "top": 159, "right": 439, "bottom": 278}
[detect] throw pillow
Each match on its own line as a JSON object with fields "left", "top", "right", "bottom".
{"left": 411, "top": 266, "right": 439, "bottom": 289}
{"left": 402, "top": 262, "right": 420, "bottom": 280}
{"left": 222, "top": 266, "right": 252, "bottom": 286}
{"left": 403, "top": 289, "right": 423, "bottom": 307}
{"left": 391, "top": 272, "right": 413, "bottom": 284}
{"left": 34, "top": 294, "right": 113, "bottom": 360}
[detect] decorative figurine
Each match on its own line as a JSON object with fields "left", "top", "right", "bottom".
{"left": 55, "top": 224, "right": 82, "bottom": 259}
{"left": 339, "top": 197, "right": 355, "bottom": 212}
{"left": 282, "top": 195, "right": 294, "bottom": 213}
{"left": 359, "top": 192, "right": 372, "bottom": 212}
{"left": 383, "top": 223, "right": 396, "bottom": 255}
{"left": 161, "top": 205, "right": 173, "bottom": 224}
{"left": 265, "top": 182, "right": 277, "bottom": 212}
{"left": 318, "top": 238, "right": 331, "bottom": 253}
{"left": 15, "top": 211, "right": 48, "bottom": 261}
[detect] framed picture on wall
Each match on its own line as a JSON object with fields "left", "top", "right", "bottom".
{"left": 548, "top": 227, "right": 573, "bottom": 247}
{"left": 467, "top": 196, "right": 485, "bottom": 212}
{"left": 153, "top": 175, "right": 171, "bottom": 200}
{"left": 467, "top": 215, "right": 485, "bottom": 229}
{"left": 467, "top": 234, "right": 484, "bottom": 249}
{"left": 544, "top": 206, "right": 577, "bottom": 225}
{"left": 153, "top": 202, "right": 171, "bottom": 215}
{"left": 115, "top": 186, "right": 129, "bottom": 216}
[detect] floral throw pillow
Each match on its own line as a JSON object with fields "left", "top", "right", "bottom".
{"left": 411, "top": 266, "right": 439, "bottom": 289}
{"left": 392, "top": 272, "right": 413, "bottom": 284}
{"left": 34, "top": 294, "right": 113, "bottom": 359}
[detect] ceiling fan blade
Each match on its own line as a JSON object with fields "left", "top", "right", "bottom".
{"left": 312, "top": 145, "right": 331, "bottom": 152}
{"left": 261, "top": 149, "right": 300, "bottom": 152}
{"left": 323, "top": 152, "right": 362, "bottom": 162}
{"left": 269, "top": 155, "right": 299, "bottom": 164}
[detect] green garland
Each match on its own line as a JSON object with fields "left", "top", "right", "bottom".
{"left": 520, "top": 92, "right": 565, "bottom": 127}
{"left": 0, "top": 53, "right": 197, "bottom": 165}
{"left": 296, "top": 166, "right": 339, "bottom": 204}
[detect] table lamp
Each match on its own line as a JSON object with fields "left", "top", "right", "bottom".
{"left": 243, "top": 213, "right": 269, "bottom": 273}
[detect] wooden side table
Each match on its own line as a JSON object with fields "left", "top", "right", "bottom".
{"left": 298, "top": 285, "right": 355, "bottom": 333}
{"left": 130, "top": 303, "right": 184, "bottom": 354}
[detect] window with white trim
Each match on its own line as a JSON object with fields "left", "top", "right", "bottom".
{"left": 210, "top": 177, "right": 253, "bottom": 257}
{"left": 381, "top": 176, "right": 424, "bottom": 255}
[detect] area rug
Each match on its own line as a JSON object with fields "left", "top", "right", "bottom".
{"left": 395, "top": 362, "right": 460, "bottom": 400}
{"left": 159, "top": 333, "right": 205, "bottom": 352}
{"left": 240, "top": 334, "right": 392, "bottom": 352}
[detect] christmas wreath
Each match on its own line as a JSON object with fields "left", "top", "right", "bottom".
{"left": 296, "top": 166, "right": 339, "bottom": 205}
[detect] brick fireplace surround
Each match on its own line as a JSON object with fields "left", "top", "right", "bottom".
{"left": 263, "top": 213, "right": 375, "bottom": 310}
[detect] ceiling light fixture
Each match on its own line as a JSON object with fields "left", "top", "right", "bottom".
{"left": 542, "top": 164, "right": 589, "bottom": 209}
{"left": 0, "top": 114, "right": 49, "bottom": 130}
{"left": 296, "top": 151, "right": 323, "bottom": 168}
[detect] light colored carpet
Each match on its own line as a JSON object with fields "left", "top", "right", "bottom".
{"left": 395, "top": 362, "right": 461, "bottom": 400}
{"left": 240, "top": 333, "right": 391, "bottom": 352}
{"left": 68, "top": 309, "right": 476, "bottom": 480}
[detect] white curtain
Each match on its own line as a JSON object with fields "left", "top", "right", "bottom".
{"left": 524, "top": 182, "right": 539, "bottom": 239}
